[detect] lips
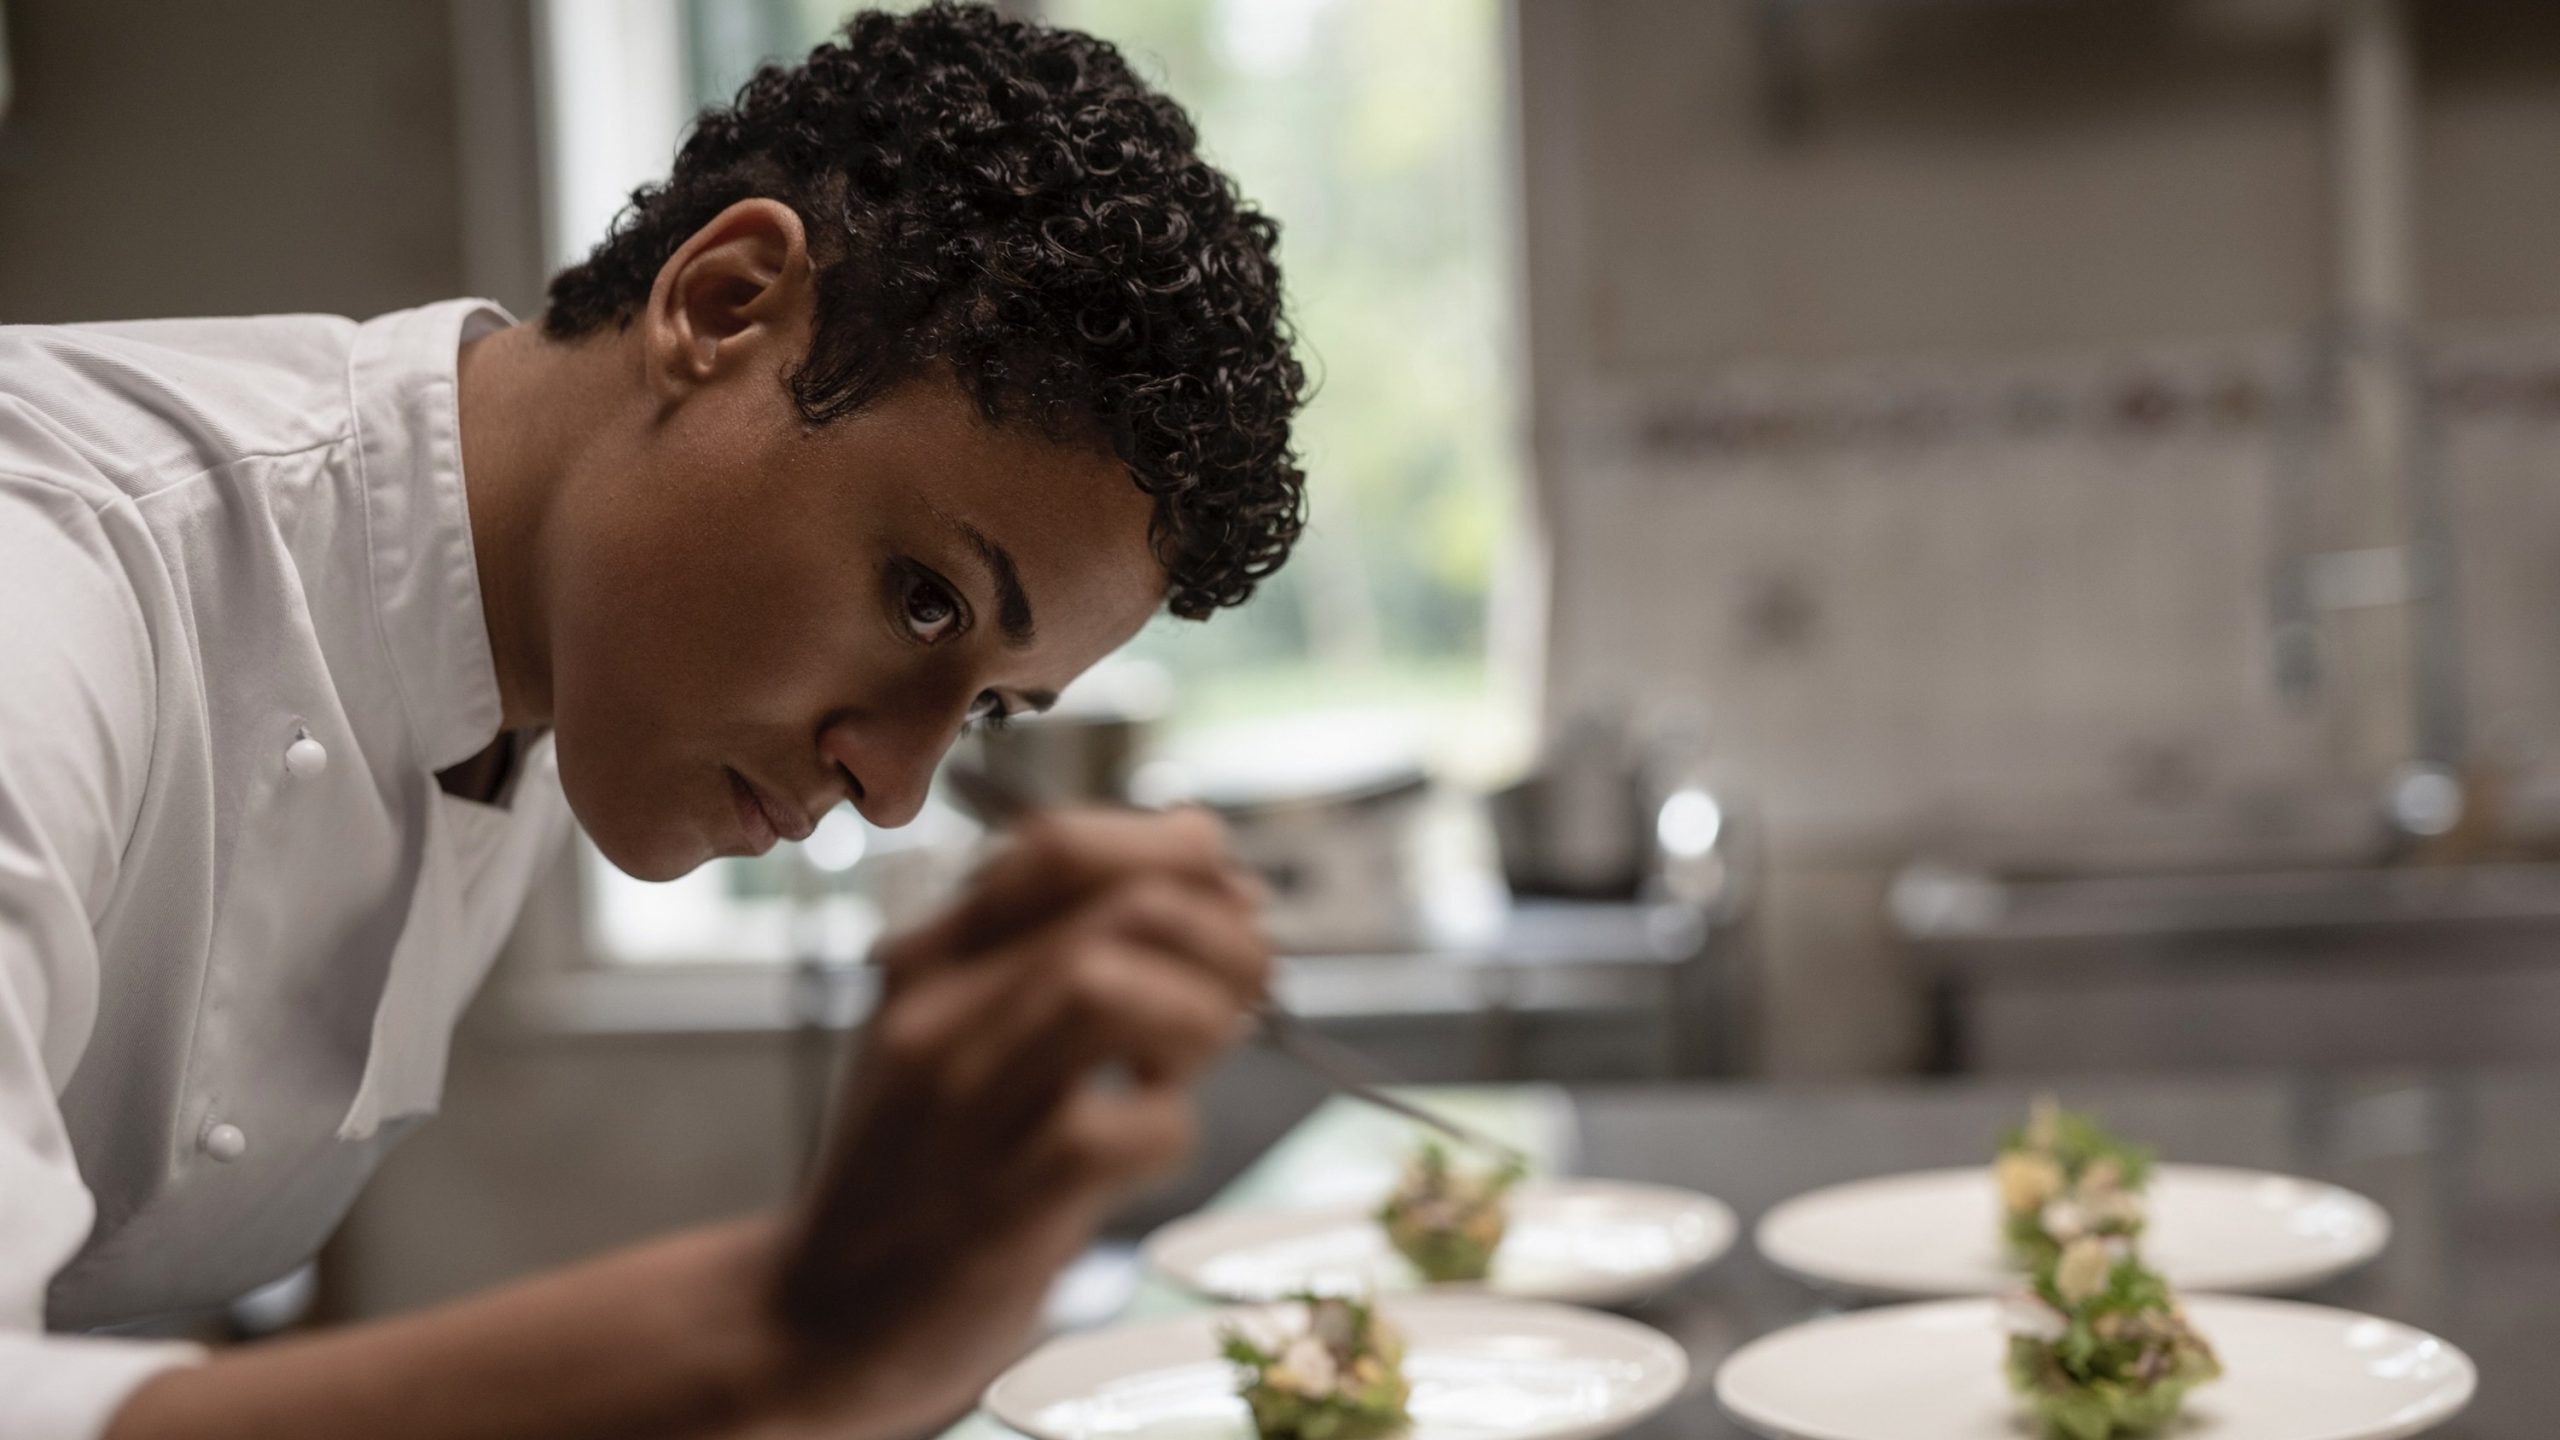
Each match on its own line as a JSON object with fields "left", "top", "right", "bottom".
{"left": 727, "top": 768, "right": 814, "bottom": 852}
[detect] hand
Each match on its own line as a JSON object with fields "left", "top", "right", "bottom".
{"left": 757, "top": 806, "right": 1268, "bottom": 1439}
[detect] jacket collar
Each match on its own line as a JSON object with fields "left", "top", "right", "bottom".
{"left": 345, "top": 298, "right": 516, "bottom": 773}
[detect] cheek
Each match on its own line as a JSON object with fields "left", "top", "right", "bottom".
{"left": 551, "top": 724, "right": 715, "bottom": 881}
{"left": 551, "top": 598, "right": 879, "bottom": 881}
{"left": 554, "top": 471, "right": 853, "bottom": 725}
{"left": 543, "top": 485, "right": 853, "bottom": 854}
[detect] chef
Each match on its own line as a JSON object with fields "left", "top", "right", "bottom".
{"left": 0, "top": 5, "right": 1308, "bottom": 1438}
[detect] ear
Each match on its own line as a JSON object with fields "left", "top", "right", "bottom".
{"left": 640, "top": 198, "right": 813, "bottom": 401}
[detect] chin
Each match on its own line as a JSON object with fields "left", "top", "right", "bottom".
{"left": 603, "top": 833, "right": 713, "bottom": 883}
{"left": 557, "top": 763, "right": 717, "bottom": 882}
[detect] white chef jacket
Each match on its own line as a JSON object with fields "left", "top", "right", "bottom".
{"left": 0, "top": 299, "right": 574, "bottom": 1438}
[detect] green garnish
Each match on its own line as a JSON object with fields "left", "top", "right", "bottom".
{"left": 1376, "top": 1142, "right": 1525, "bottom": 1284}
{"left": 1220, "top": 1295, "right": 1411, "bottom": 1440}
{"left": 2004, "top": 1246, "right": 2221, "bottom": 1440}
{"left": 1996, "top": 1100, "right": 2153, "bottom": 1271}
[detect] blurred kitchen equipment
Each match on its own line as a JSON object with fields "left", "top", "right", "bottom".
{"left": 1493, "top": 707, "right": 1743, "bottom": 913}
{"left": 1491, "top": 711, "right": 1647, "bottom": 899}
{"left": 1197, "top": 759, "right": 1435, "bottom": 955}
{"left": 1897, "top": 855, "right": 2560, "bottom": 1074}
{"left": 1639, "top": 707, "right": 1746, "bottom": 915}
{"left": 973, "top": 658, "right": 1172, "bottom": 807}
{"left": 973, "top": 667, "right": 1488, "bottom": 967}
{"left": 973, "top": 690, "right": 1441, "bottom": 955}
{"left": 2384, "top": 760, "right": 2465, "bottom": 839}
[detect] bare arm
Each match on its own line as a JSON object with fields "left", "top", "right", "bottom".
{"left": 106, "top": 1218, "right": 789, "bottom": 1440}
{"left": 107, "top": 807, "right": 1267, "bottom": 1440}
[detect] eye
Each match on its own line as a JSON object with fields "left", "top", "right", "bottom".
{"left": 900, "top": 571, "right": 965, "bottom": 645}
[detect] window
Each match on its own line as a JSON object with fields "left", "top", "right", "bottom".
{"left": 540, "top": 0, "right": 1527, "bottom": 965}
{"left": 1036, "top": 0, "right": 1527, "bottom": 767}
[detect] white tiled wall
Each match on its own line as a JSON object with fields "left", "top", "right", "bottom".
{"left": 1517, "top": 0, "right": 2560, "bottom": 1070}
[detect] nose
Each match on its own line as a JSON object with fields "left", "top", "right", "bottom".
{"left": 817, "top": 710, "right": 959, "bottom": 829}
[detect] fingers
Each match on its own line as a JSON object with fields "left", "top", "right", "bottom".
{"left": 800, "top": 955, "right": 1028, "bottom": 1203}
{"left": 813, "top": 946, "right": 1218, "bottom": 1236}
{"left": 815, "top": 805, "right": 1262, "bottom": 1264}
{"left": 782, "top": 807, "right": 1251, "bottom": 1379}
{"left": 1088, "top": 871, "right": 1272, "bottom": 1003}
{"left": 1030, "top": 1081, "right": 1200, "bottom": 1198}
{"left": 1044, "top": 933, "right": 1246, "bottom": 1085}
{"left": 989, "top": 872, "right": 1270, "bottom": 1093}
{"left": 873, "top": 855, "right": 1269, "bottom": 1075}
{"left": 916, "top": 930, "right": 1249, "bottom": 1133}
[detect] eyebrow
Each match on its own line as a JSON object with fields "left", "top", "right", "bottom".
{"left": 944, "top": 514, "right": 1037, "bottom": 649}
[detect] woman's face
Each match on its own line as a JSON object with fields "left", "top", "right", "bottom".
{"left": 546, "top": 367, "right": 1164, "bottom": 882}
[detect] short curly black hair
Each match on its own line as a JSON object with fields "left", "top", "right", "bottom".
{"left": 544, "top": 2, "right": 1306, "bottom": 618}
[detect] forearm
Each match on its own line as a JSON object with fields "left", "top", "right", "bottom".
{"left": 99, "top": 809, "right": 1268, "bottom": 1440}
{"left": 103, "top": 1215, "right": 810, "bottom": 1440}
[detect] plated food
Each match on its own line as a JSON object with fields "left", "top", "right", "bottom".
{"left": 2002, "top": 1240, "right": 2220, "bottom": 1440}
{"left": 1995, "top": 1101, "right": 2151, "bottom": 1271}
{"left": 1753, "top": 1101, "right": 2385, "bottom": 1438}
{"left": 1144, "top": 1177, "right": 1737, "bottom": 1306}
{"left": 1221, "top": 1296, "right": 1412, "bottom": 1440}
{"left": 1375, "top": 1143, "right": 1525, "bottom": 1284}
{"left": 1755, "top": 1165, "right": 2388, "bottom": 1297}
{"left": 985, "top": 1294, "right": 1691, "bottom": 1440}
{"left": 1714, "top": 1295, "right": 2473, "bottom": 1440}
{"left": 1988, "top": 1102, "right": 2217, "bottom": 1438}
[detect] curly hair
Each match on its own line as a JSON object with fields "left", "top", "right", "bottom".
{"left": 544, "top": 2, "right": 1307, "bottom": 618}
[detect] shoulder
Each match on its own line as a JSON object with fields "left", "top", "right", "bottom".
{"left": 0, "top": 473, "right": 152, "bottom": 643}
{"left": 0, "top": 479, "right": 158, "bottom": 917}
{"left": 0, "top": 313, "right": 363, "bottom": 504}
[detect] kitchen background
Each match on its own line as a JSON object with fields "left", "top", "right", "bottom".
{"left": 5, "top": 0, "right": 2559, "bottom": 1337}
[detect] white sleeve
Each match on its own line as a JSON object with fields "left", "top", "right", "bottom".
{"left": 0, "top": 478, "right": 204, "bottom": 1438}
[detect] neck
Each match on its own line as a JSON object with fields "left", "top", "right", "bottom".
{"left": 456, "top": 320, "right": 588, "bottom": 731}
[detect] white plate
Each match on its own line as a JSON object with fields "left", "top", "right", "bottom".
{"left": 986, "top": 1294, "right": 1690, "bottom": 1440}
{"left": 1143, "top": 1180, "right": 1738, "bottom": 1308}
{"left": 1715, "top": 1295, "right": 2473, "bottom": 1440}
{"left": 1755, "top": 1164, "right": 2390, "bottom": 1298}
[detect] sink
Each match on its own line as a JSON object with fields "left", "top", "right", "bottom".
{"left": 1892, "top": 861, "right": 2560, "bottom": 1074}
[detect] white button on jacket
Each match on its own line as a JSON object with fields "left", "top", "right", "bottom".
{"left": 0, "top": 301, "right": 573, "bottom": 1438}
